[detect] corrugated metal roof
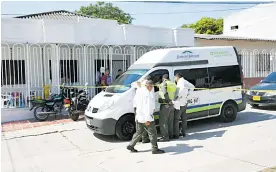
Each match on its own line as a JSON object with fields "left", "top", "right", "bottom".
{"left": 14, "top": 10, "right": 95, "bottom": 21}
{"left": 195, "top": 34, "right": 276, "bottom": 42}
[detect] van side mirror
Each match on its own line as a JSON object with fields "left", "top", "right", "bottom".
{"left": 260, "top": 80, "right": 263, "bottom": 83}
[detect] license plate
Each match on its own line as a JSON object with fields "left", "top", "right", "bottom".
{"left": 64, "top": 104, "right": 70, "bottom": 108}
{"left": 253, "top": 96, "right": 261, "bottom": 101}
{"left": 86, "top": 119, "right": 91, "bottom": 125}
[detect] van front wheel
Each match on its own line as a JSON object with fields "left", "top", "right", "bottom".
{"left": 220, "top": 102, "right": 237, "bottom": 123}
{"left": 115, "top": 115, "right": 135, "bottom": 140}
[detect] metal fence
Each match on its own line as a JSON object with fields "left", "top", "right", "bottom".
{"left": 1, "top": 43, "right": 276, "bottom": 108}
{"left": 239, "top": 49, "right": 276, "bottom": 78}
{"left": 1, "top": 43, "right": 169, "bottom": 108}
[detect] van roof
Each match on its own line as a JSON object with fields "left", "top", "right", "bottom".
{"left": 129, "top": 46, "right": 238, "bottom": 70}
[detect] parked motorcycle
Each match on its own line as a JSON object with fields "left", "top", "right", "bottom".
{"left": 30, "top": 84, "right": 67, "bottom": 121}
{"left": 64, "top": 84, "right": 89, "bottom": 121}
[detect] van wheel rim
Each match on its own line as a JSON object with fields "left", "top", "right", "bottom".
{"left": 225, "top": 107, "right": 234, "bottom": 117}
{"left": 122, "top": 122, "right": 134, "bottom": 135}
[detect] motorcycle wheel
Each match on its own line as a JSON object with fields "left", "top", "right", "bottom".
{"left": 34, "top": 106, "right": 50, "bottom": 121}
{"left": 69, "top": 110, "right": 79, "bottom": 121}
{"left": 68, "top": 105, "right": 79, "bottom": 121}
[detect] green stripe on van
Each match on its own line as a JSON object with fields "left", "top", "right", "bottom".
{"left": 154, "top": 99, "right": 243, "bottom": 120}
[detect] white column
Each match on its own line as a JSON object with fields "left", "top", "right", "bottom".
{"left": 130, "top": 46, "right": 136, "bottom": 65}
{"left": 26, "top": 43, "right": 31, "bottom": 107}
{"left": 50, "top": 44, "right": 60, "bottom": 94}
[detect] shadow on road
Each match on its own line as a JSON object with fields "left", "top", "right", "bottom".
{"left": 184, "top": 129, "right": 226, "bottom": 141}
{"left": 187, "top": 110, "right": 276, "bottom": 133}
{"left": 93, "top": 133, "right": 126, "bottom": 143}
{"left": 138, "top": 143, "right": 204, "bottom": 154}
{"left": 163, "top": 143, "right": 203, "bottom": 155}
{"left": 252, "top": 105, "right": 276, "bottom": 111}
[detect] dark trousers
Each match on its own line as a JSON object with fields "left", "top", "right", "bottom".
{"left": 136, "top": 121, "right": 149, "bottom": 141}
{"left": 129, "top": 121, "right": 158, "bottom": 151}
{"left": 173, "top": 105, "right": 187, "bottom": 137}
{"left": 159, "top": 104, "right": 174, "bottom": 139}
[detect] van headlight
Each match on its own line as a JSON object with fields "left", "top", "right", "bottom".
{"left": 98, "top": 100, "right": 114, "bottom": 112}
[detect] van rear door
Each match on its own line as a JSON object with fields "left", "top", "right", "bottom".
{"left": 207, "top": 65, "right": 243, "bottom": 116}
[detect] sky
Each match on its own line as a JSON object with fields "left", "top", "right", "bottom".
{"left": 1, "top": 1, "right": 263, "bottom": 28}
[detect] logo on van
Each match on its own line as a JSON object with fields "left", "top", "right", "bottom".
{"left": 210, "top": 51, "right": 232, "bottom": 57}
{"left": 177, "top": 51, "right": 200, "bottom": 59}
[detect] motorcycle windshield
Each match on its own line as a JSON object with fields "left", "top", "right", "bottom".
{"left": 105, "top": 69, "right": 148, "bottom": 93}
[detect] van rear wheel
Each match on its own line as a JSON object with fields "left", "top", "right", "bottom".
{"left": 115, "top": 115, "right": 135, "bottom": 141}
{"left": 220, "top": 102, "right": 237, "bottom": 123}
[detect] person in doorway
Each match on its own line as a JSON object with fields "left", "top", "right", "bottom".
{"left": 172, "top": 73, "right": 195, "bottom": 138}
{"left": 127, "top": 80, "right": 165, "bottom": 154}
{"left": 158, "top": 74, "right": 177, "bottom": 142}
{"left": 135, "top": 75, "right": 153, "bottom": 143}
{"left": 101, "top": 69, "right": 112, "bottom": 89}
{"left": 115, "top": 69, "right": 123, "bottom": 79}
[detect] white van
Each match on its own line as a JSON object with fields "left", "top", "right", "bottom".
{"left": 85, "top": 46, "right": 246, "bottom": 140}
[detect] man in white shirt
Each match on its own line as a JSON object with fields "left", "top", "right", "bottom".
{"left": 172, "top": 73, "right": 195, "bottom": 138}
{"left": 135, "top": 75, "right": 154, "bottom": 143}
{"left": 127, "top": 80, "right": 165, "bottom": 154}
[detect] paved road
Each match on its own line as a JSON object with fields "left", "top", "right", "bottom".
{"left": 2, "top": 106, "right": 276, "bottom": 172}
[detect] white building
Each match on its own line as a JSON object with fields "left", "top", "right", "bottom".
{"left": 1, "top": 10, "right": 194, "bottom": 122}
{"left": 223, "top": 2, "right": 276, "bottom": 39}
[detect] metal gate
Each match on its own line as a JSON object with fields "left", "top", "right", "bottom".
{"left": 1, "top": 43, "right": 160, "bottom": 108}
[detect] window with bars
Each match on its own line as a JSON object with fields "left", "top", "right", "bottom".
{"left": 255, "top": 54, "right": 270, "bottom": 72}
{"left": 49, "top": 49, "right": 79, "bottom": 83}
{"left": 49, "top": 60, "right": 79, "bottom": 83}
{"left": 1, "top": 48, "right": 26, "bottom": 85}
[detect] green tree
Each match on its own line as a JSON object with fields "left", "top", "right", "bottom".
{"left": 76, "top": 2, "right": 133, "bottom": 24}
{"left": 182, "top": 17, "right": 223, "bottom": 35}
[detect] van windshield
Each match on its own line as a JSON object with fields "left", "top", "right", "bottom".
{"left": 105, "top": 69, "right": 149, "bottom": 93}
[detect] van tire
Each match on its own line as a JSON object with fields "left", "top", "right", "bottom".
{"left": 115, "top": 114, "right": 135, "bottom": 141}
{"left": 220, "top": 102, "right": 237, "bottom": 123}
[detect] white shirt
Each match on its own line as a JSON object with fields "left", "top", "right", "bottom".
{"left": 173, "top": 77, "right": 195, "bottom": 109}
{"left": 133, "top": 87, "right": 155, "bottom": 123}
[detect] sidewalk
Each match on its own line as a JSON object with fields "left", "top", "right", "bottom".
{"left": 1, "top": 115, "right": 83, "bottom": 132}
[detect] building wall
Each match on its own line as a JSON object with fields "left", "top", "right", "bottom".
{"left": 195, "top": 39, "right": 276, "bottom": 51}
{"left": 223, "top": 3, "right": 276, "bottom": 39}
{"left": 1, "top": 18, "right": 194, "bottom": 47}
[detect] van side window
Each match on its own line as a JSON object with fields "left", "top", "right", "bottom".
{"left": 174, "top": 68, "right": 209, "bottom": 91}
{"left": 148, "top": 69, "right": 169, "bottom": 92}
{"left": 208, "top": 65, "right": 242, "bottom": 88}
